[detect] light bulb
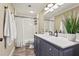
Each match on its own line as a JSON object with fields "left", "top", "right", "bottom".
{"left": 44, "top": 7, "right": 49, "bottom": 10}
{"left": 30, "top": 11, "right": 34, "bottom": 14}
{"left": 49, "top": 7, "right": 54, "bottom": 12}
{"left": 53, "top": 4, "right": 59, "bottom": 9}
{"left": 47, "top": 3, "right": 53, "bottom": 7}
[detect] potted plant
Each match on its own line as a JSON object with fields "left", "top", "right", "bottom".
{"left": 64, "top": 15, "right": 79, "bottom": 41}
{"left": 76, "top": 17, "right": 79, "bottom": 41}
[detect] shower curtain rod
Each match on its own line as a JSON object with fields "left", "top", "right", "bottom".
{"left": 14, "top": 15, "right": 37, "bottom": 19}
{"left": 44, "top": 19, "right": 54, "bottom": 21}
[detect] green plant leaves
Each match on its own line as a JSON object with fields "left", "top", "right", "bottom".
{"left": 65, "top": 17, "right": 72, "bottom": 33}
{"left": 64, "top": 16, "right": 79, "bottom": 34}
{"left": 76, "top": 17, "right": 79, "bottom": 33}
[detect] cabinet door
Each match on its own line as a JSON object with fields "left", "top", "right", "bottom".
{"left": 44, "top": 42, "right": 53, "bottom": 56}
{"left": 36, "top": 37, "right": 41, "bottom": 56}
{"left": 34, "top": 36, "right": 37, "bottom": 55}
{"left": 39, "top": 39, "right": 48, "bottom": 56}
{"left": 34, "top": 36, "right": 41, "bottom": 56}
{"left": 45, "top": 42, "right": 59, "bottom": 56}
{"left": 39, "top": 39, "right": 57, "bottom": 56}
{"left": 39, "top": 39, "right": 45, "bottom": 56}
{"left": 49, "top": 46, "right": 59, "bottom": 56}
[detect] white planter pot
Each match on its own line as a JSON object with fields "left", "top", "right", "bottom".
{"left": 66, "top": 34, "right": 76, "bottom": 42}
{"left": 76, "top": 33, "right": 79, "bottom": 41}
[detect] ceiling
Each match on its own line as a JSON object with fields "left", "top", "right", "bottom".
{"left": 13, "top": 3, "right": 47, "bottom": 18}
{"left": 13, "top": 3, "right": 79, "bottom": 19}
{"left": 44, "top": 3, "right": 79, "bottom": 19}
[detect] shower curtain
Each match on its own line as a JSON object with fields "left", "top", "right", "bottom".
{"left": 15, "top": 17, "right": 35, "bottom": 47}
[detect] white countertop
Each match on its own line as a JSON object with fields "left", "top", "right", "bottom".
{"left": 35, "top": 34, "right": 78, "bottom": 49}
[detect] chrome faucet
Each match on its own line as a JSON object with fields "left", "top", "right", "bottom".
{"left": 49, "top": 31, "right": 54, "bottom": 36}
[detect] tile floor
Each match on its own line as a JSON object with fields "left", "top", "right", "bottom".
{"left": 13, "top": 47, "right": 35, "bottom": 56}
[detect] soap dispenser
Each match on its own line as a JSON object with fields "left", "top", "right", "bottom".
{"left": 54, "top": 30, "right": 58, "bottom": 37}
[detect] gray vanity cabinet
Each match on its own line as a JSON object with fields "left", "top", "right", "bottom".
{"left": 34, "top": 36, "right": 41, "bottom": 56}
{"left": 34, "top": 35, "right": 59, "bottom": 56}
{"left": 34, "top": 35, "right": 79, "bottom": 56}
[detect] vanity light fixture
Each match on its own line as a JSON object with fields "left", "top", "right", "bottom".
{"left": 57, "top": 3, "right": 64, "bottom": 6}
{"left": 44, "top": 3, "right": 59, "bottom": 11}
{"left": 44, "top": 3, "right": 64, "bottom": 14}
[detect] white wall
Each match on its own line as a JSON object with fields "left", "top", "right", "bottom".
{"left": 15, "top": 17, "right": 35, "bottom": 47}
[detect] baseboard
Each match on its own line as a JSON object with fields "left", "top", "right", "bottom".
{"left": 9, "top": 47, "right": 15, "bottom": 56}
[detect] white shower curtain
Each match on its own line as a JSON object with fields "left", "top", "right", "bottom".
{"left": 15, "top": 17, "right": 35, "bottom": 47}
{"left": 15, "top": 18, "right": 24, "bottom": 47}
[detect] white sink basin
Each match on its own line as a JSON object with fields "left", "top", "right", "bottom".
{"left": 49, "top": 37, "right": 77, "bottom": 48}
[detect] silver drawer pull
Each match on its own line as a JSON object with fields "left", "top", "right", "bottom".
{"left": 49, "top": 48, "right": 52, "bottom": 51}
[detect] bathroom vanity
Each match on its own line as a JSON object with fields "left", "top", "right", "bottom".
{"left": 34, "top": 34, "right": 79, "bottom": 56}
